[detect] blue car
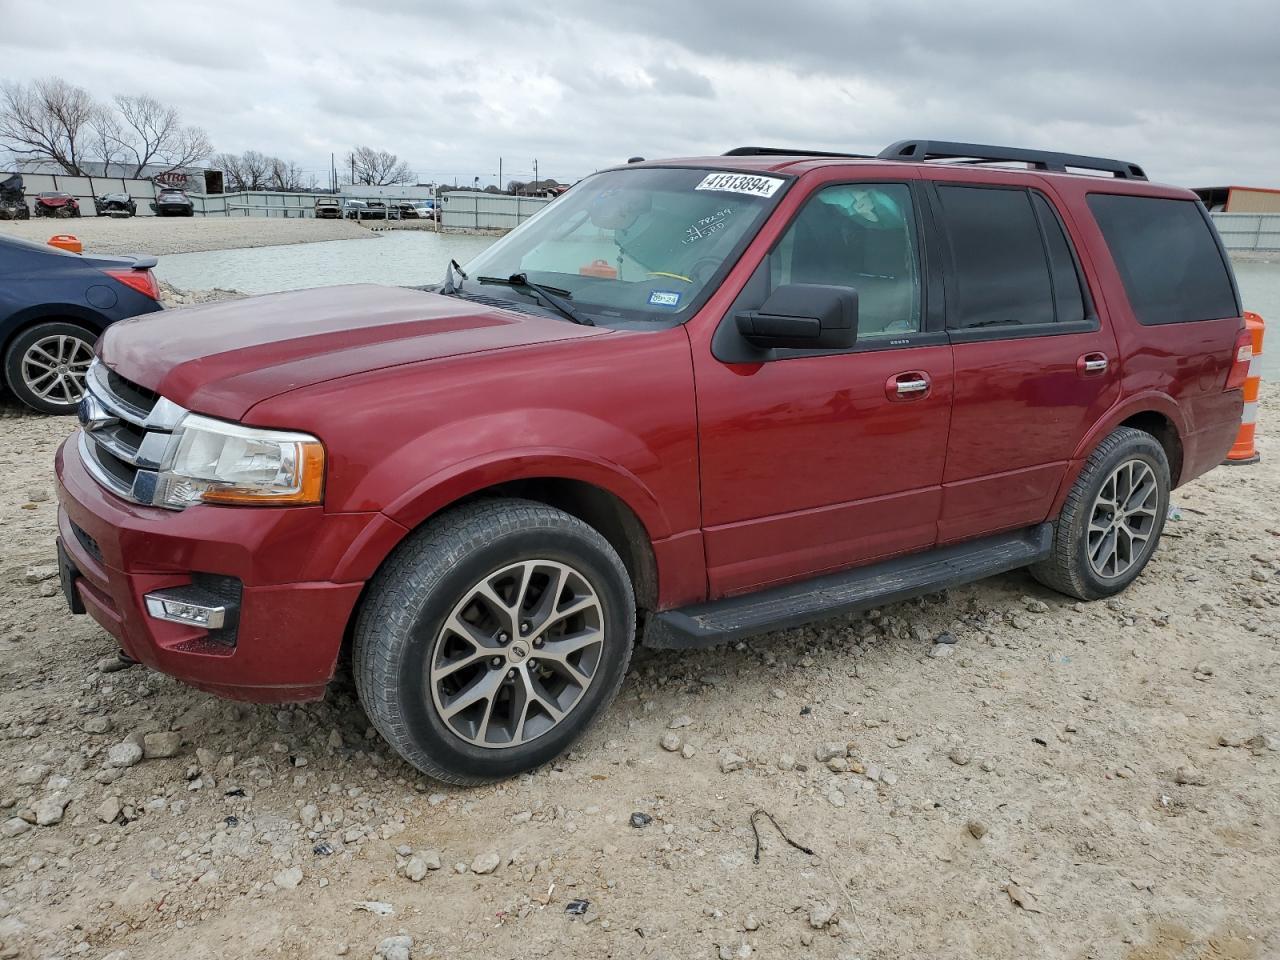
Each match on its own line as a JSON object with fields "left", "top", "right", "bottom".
{"left": 0, "top": 235, "right": 163, "bottom": 413}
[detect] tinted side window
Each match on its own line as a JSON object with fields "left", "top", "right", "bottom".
{"left": 1031, "top": 193, "right": 1087, "bottom": 324}
{"left": 769, "top": 183, "right": 921, "bottom": 338}
{"left": 936, "top": 186, "right": 1054, "bottom": 328}
{"left": 1086, "top": 194, "right": 1239, "bottom": 325}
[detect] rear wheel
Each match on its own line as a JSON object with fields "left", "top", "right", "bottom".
{"left": 354, "top": 499, "right": 635, "bottom": 784}
{"left": 1031, "top": 427, "right": 1170, "bottom": 600}
{"left": 3, "top": 322, "right": 97, "bottom": 414}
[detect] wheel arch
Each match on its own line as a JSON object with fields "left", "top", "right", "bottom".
{"left": 1049, "top": 395, "right": 1187, "bottom": 518}
{"left": 2, "top": 309, "right": 108, "bottom": 363}
{"left": 342, "top": 466, "right": 664, "bottom": 614}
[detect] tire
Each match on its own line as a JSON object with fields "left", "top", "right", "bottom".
{"left": 3, "top": 321, "right": 98, "bottom": 414}
{"left": 1030, "top": 427, "right": 1170, "bottom": 600}
{"left": 354, "top": 498, "right": 636, "bottom": 784}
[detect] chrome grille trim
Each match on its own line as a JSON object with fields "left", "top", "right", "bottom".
{"left": 87, "top": 361, "right": 188, "bottom": 431}
{"left": 78, "top": 360, "right": 188, "bottom": 508}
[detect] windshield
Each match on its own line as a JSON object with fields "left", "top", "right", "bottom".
{"left": 458, "top": 166, "right": 788, "bottom": 324}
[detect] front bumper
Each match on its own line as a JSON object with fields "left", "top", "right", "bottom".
{"left": 55, "top": 434, "right": 376, "bottom": 703}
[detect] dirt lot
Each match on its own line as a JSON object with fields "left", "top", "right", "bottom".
{"left": 0, "top": 216, "right": 372, "bottom": 256}
{"left": 0, "top": 392, "right": 1275, "bottom": 960}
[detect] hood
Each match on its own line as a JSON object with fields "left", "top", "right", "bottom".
{"left": 98, "top": 283, "right": 608, "bottom": 420}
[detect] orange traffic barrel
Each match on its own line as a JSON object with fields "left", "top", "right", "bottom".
{"left": 1224, "top": 311, "right": 1264, "bottom": 465}
{"left": 47, "top": 234, "right": 83, "bottom": 254}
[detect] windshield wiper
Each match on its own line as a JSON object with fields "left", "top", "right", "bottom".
{"left": 439, "top": 259, "right": 467, "bottom": 296}
{"left": 476, "top": 273, "right": 595, "bottom": 326}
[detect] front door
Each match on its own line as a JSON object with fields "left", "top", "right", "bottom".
{"left": 692, "top": 180, "right": 954, "bottom": 597}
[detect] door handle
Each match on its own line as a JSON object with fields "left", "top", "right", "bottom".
{"left": 886, "top": 371, "right": 931, "bottom": 401}
{"left": 1077, "top": 353, "right": 1109, "bottom": 377}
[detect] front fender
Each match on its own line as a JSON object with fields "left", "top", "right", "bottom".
{"left": 348, "top": 407, "right": 679, "bottom": 541}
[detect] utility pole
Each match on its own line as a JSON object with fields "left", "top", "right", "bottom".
{"left": 330, "top": 152, "right": 336, "bottom": 192}
{"left": 533, "top": 158, "right": 538, "bottom": 193}
{"left": 350, "top": 155, "right": 355, "bottom": 186}
{"left": 499, "top": 157, "right": 502, "bottom": 193}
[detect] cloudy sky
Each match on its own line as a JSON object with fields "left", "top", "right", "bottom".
{"left": 3, "top": 0, "right": 1278, "bottom": 188}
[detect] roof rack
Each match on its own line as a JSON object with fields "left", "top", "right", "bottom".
{"left": 877, "top": 139, "right": 1147, "bottom": 180}
{"left": 724, "top": 146, "right": 873, "bottom": 159}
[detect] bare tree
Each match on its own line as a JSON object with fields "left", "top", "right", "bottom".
{"left": 347, "top": 145, "right": 413, "bottom": 185}
{"left": 0, "top": 77, "right": 97, "bottom": 174}
{"left": 209, "top": 151, "right": 247, "bottom": 191}
{"left": 87, "top": 105, "right": 125, "bottom": 172}
{"left": 211, "top": 150, "right": 304, "bottom": 192}
{"left": 240, "top": 151, "right": 272, "bottom": 190}
{"left": 108, "top": 94, "right": 211, "bottom": 178}
{"left": 269, "top": 157, "right": 304, "bottom": 192}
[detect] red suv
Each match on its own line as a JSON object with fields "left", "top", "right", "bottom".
{"left": 55, "top": 140, "right": 1253, "bottom": 784}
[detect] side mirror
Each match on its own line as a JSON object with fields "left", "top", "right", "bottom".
{"left": 735, "top": 283, "right": 859, "bottom": 350}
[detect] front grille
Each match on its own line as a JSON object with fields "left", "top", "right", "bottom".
{"left": 79, "top": 361, "right": 189, "bottom": 508}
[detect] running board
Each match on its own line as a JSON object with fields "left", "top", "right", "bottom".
{"left": 643, "top": 523, "right": 1052, "bottom": 649}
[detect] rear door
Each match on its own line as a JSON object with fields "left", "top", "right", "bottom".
{"left": 927, "top": 177, "right": 1121, "bottom": 543}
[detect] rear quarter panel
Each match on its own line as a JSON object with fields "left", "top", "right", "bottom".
{"left": 0, "top": 243, "right": 161, "bottom": 342}
{"left": 1047, "top": 178, "right": 1244, "bottom": 487}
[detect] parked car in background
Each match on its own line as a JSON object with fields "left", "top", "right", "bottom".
{"left": 54, "top": 139, "right": 1250, "bottom": 784}
{"left": 0, "top": 174, "right": 28, "bottom": 220}
{"left": 0, "top": 235, "right": 162, "bottom": 413}
{"left": 152, "top": 188, "right": 194, "bottom": 217}
{"left": 94, "top": 192, "right": 137, "bottom": 218}
{"left": 314, "top": 197, "right": 343, "bottom": 219}
{"left": 397, "top": 201, "right": 436, "bottom": 220}
{"left": 34, "top": 192, "right": 81, "bottom": 218}
{"left": 344, "top": 199, "right": 392, "bottom": 220}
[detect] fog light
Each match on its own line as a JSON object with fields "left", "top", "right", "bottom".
{"left": 145, "top": 591, "right": 227, "bottom": 629}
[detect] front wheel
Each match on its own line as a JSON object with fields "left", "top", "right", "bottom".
{"left": 3, "top": 322, "right": 97, "bottom": 414}
{"left": 1030, "top": 426, "right": 1170, "bottom": 600}
{"left": 354, "top": 498, "right": 636, "bottom": 784}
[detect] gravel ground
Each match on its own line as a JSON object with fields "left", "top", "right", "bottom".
{"left": 0, "top": 390, "right": 1275, "bottom": 960}
{"left": 0, "top": 217, "right": 373, "bottom": 256}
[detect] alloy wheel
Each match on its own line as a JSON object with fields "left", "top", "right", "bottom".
{"left": 21, "top": 334, "right": 94, "bottom": 406}
{"left": 429, "top": 559, "right": 605, "bottom": 749}
{"left": 1087, "top": 459, "right": 1159, "bottom": 579}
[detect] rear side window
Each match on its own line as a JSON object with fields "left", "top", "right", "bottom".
{"left": 936, "top": 186, "right": 1056, "bottom": 329}
{"left": 1086, "top": 194, "right": 1238, "bottom": 325}
{"left": 1031, "top": 193, "right": 1087, "bottom": 325}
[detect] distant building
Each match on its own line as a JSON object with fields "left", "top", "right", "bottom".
{"left": 1193, "top": 186, "right": 1280, "bottom": 213}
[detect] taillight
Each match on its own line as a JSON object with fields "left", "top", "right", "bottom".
{"left": 1225, "top": 328, "right": 1253, "bottom": 391}
{"left": 104, "top": 267, "right": 160, "bottom": 301}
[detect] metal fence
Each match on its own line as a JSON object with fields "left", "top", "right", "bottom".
{"left": 439, "top": 191, "right": 551, "bottom": 231}
{"left": 0, "top": 172, "right": 435, "bottom": 219}
{"left": 1, "top": 171, "right": 166, "bottom": 216}
{"left": 1212, "top": 212, "right": 1280, "bottom": 252}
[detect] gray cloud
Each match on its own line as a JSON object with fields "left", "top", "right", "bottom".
{"left": 1, "top": 0, "right": 1276, "bottom": 187}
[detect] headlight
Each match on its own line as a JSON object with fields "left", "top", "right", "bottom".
{"left": 156, "top": 414, "right": 325, "bottom": 508}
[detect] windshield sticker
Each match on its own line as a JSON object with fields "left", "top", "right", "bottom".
{"left": 695, "top": 172, "right": 785, "bottom": 198}
{"left": 683, "top": 207, "right": 733, "bottom": 245}
{"left": 648, "top": 290, "right": 682, "bottom": 308}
